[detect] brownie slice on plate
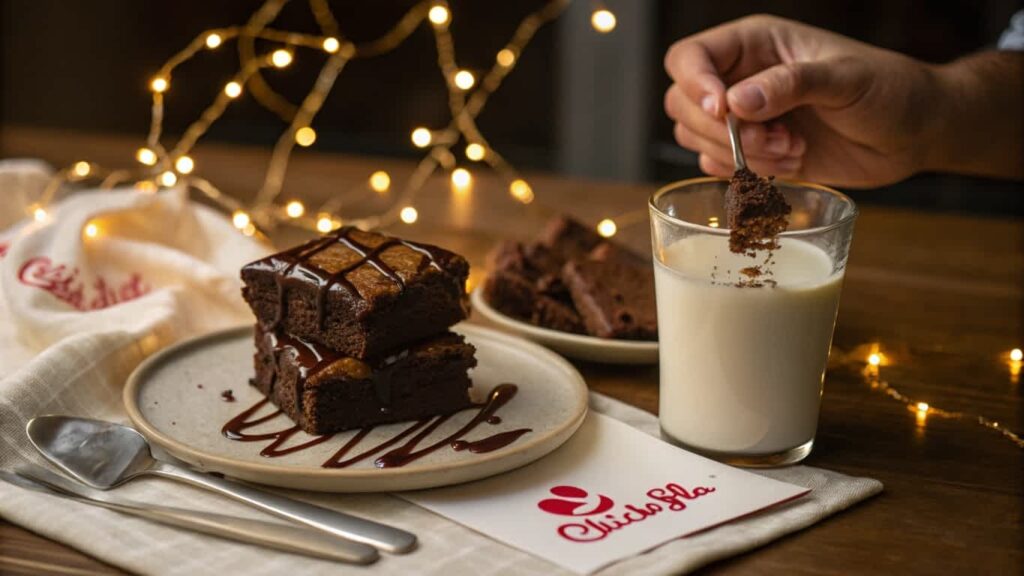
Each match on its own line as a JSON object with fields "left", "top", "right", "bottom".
{"left": 562, "top": 247, "right": 658, "bottom": 341}
{"left": 483, "top": 240, "right": 584, "bottom": 333}
{"left": 253, "top": 326, "right": 476, "bottom": 435}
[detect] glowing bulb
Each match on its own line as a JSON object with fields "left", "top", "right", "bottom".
{"left": 271, "top": 49, "right": 293, "bottom": 68}
{"left": 295, "top": 127, "right": 317, "bottom": 147}
{"left": 323, "top": 37, "right": 340, "bottom": 53}
{"left": 242, "top": 223, "right": 257, "bottom": 237}
{"left": 32, "top": 207, "right": 48, "bottom": 222}
{"left": 1011, "top": 348, "right": 1023, "bottom": 362}
{"left": 916, "top": 402, "right": 929, "bottom": 413}
{"left": 400, "top": 206, "right": 418, "bottom": 224}
{"left": 591, "top": 9, "right": 617, "bottom": 33}
{"left": 224, "top": 81, "right": 243, "bottom": 98}
{"left": 205, "top": 33, "right": 222, "bottom": 49}
{"left": 369, "top": 171, "right": 391, "bottom": 193}
{"left": 597, "top": 218, "right": 617, "bottom": 238}
{"left": 84, "top": 222, "right": 99, "bottom": 238}
{"left": 316, "top": 214, "right": 334, "bottom": 233}
{"left": 232, "top": 211, "right": 250, "bottom": 229}
{"left": 136, "top": 147, "right": 157, "bottom": 166}
{"left": 868, "top": 353, "right": 882, "bottom": 366}
{"left": 451, "top": 168, "right": 471, "bottom": 189}
{"left": 428, "top": 5, "right": 450, "bottom": 26}
{"left": 72, "top": 161, "right": 91, "bottom": 178}
{"left": 150, "top": 76, "right": 169, "bottom": 93}
{"left": 465, "top": 143, "right": 485, "bottom": 161}
{"left": 496, "top": 48, "right": 516, "bottom": 67}
{"left": 509, "top": 179, "right": 534, "bottom": 204}
{"left": 411, "top": 127, "right": 432, "bottom": 148}
{"left": 175, "top": 156, "right": 194, "bottom": 174}
{"left": 285, "top": 200, "right": 305, "bottom": 218}
{"left": 159, "top": 171, "right": 178, "bottom": 187}
{"left": 453, "top": 70, "right": 475, "bottom": 90}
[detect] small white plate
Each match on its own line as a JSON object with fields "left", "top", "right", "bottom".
{"left": 123, "top": 324, "right": 588, "bottom": 493}
{"left": 471, "top": 288, "right": 659, "bottom": 365}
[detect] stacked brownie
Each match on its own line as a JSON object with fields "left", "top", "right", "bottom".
{"left": 483, "top": 216, "right": 657, "bottom": 340}
{"left": 241, "top": 227, "right": 474, "bottom": 435}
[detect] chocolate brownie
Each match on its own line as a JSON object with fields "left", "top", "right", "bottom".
{"left": 242, "top": 227, "right": 470, "bottom": 359}
{"left": 725, "top": 168, "right": 791, "bottom": 256}
{"left": 482, "top": 240, "right": 585, "bottom": 333}
{"left": 561, "top": 250, "right": 658, "bottom": 340}
{"left": 253, "top": 326, "right": 476, "bottom": 434}
{"left": 538, "top": 215, "right": 603, "bottom": 260}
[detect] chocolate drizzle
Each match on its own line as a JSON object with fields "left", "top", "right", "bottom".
{"left": 221, "top": 384, "right": 531, "bottom": 469}
{"left": 267, "top": 227, "right": 446, "bottom": 330}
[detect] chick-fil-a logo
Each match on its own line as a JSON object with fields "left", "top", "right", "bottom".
{"left": 537, "top": 483, "right": 717, "bottom": 543}
{"left": 17, "top": 256, "right": 149, "bottom": 311}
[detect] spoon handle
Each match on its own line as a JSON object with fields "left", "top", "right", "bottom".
{"left": 726, "top": 113, "right": 747, "bottom": 171}
{"left": 148, "top": 461, "right": 416, "bottom": 554}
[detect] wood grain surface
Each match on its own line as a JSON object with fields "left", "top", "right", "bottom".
{"left": 1, "top": 127, "right": 1021, "bottom": 575}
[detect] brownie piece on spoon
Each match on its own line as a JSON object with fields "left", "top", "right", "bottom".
{"left": 725, "top": 168, "right": 791, "bottom": 256}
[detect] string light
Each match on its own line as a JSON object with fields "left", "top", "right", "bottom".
{"left": 591, "top": 9, "right": 617, "bottom": 33}
{"left": 411, "top": 127, "right": 432, "bottom": 148}
{"left": 232, "top": 210, "right": 251, "bottom": 229}
{"left": 322, "top": 37, "right": 340, "bottom": 53}
{"left": 32, "top": 207, "right": 48, "bottom": 222}
{"left": 295, "top": 127, "right": 317, "bottom": 147}
{"left": 174, "top": 156, "right": 194, "bottom": 174}
{"left": 868, "top": 353, "right": 882, "bottom": 366}
{"left": 496, "top": 48, "right": 516, "bottom": 67}
{"left": 465, "top": 143, "right": 485, "bottom": 161}
{"left": 242, "top": 222, "right": 257, "bottom": 236}
{"left": 150, "top": 76, "right": 169, "bottom": 93}
{"left": 369, "top": 171, "right": 391, "bottom": 193}
{"left": 453, "top": 70, "right": 475, "bottom": 90}
{"left": 285, "top": 200, "right": 305, "bottom": 218}
{"left": 135, "top": 148, "right": 157, "bottom": 166}
{"left": 509, "top": 179, "right": 534, "bottom": 204}
{"left": 205, "top": 33, "right": 223, "bottom": 49}
{"left": 400, "top": 206, "right": 419, "bottom": 224}
{"left": 159, "top": 171, "right": 178, "bottom": 187}
{"left": 224, "top": 81, "right": 243, "bottom": 98}
{"left": 316, "top": 213, "right": 335, "bottom": 233}
{"left": 271, "top": 49, "right": 293, "bottom": 68}
{"left": 597, "top": 218, "right": 617, "bottom": 238}
{"left": 451, "top": 168, "right": 471, "bottom": 189}
{"left": 84, "top": 222, "right": 99, "bottom": 238}
{"left": 428, "top": 5, "right": 451, "bottom": 26}
{"left": 1011, "top": 349, "right": 1023, "bottom": 362}
{"left": 72, "top": 161, "right": 91, "bottom": 178}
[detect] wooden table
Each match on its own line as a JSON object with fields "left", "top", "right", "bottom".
{"left": 2, "top": 128, "right": 1022, "bottom": 575}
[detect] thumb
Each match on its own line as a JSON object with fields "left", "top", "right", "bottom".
{"left": 726, "top": 59, "right": 870, "bottom": 121}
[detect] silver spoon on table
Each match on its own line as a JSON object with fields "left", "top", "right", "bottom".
{"left": 0, "top": 466, "right": 378, "bottom": 564}
{"left": 25, "top": 415, "right": 416, "bottom": 554}
{"left": 726, "top": 113, "right": 748, "bottom": 171}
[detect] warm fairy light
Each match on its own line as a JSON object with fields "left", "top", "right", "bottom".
{"left": 496, "top": 48, "right": 516, "bottom": 67}
{"left": 428, "top": 5, "right": 450, "bottom": 26}
{"left": 32, "top": 207, "right": 48, "bottom": 222}
{"left": 271, "top": 49, "right": 293, "bottom": 68}
{"left": 453, "top": 69, "right": 475, "bottom": 90}
{"left": 84, "top": 222, "right": 99, "bottom": 238}
{"left": 295, "top": 126, "right": 317, "bottom": 147}
{"left": 175, "top": 156, "right": 194, "bottom": 174}
{"left": 72, "top": 161, "right": 91, "bottom": 178}
{"left": 285, "top": 200, "right": 305, "bottom": 218}
{"left": 509, "top": 179, "right": 534, "bottom": 204}
{"left": 916, "top": 402, "right": 929, "bottom": 413}
{"left": 316, "top": 214, "right": 334, "bottom": 233}
{"left": 868, "top": 353, "right": 882, "bottom": 366}
{"left": 369, "top": 171, "right": 391, "bottom": 193}
{"left": 597, "top": 218, "right": 618, "bottom": 238}
{"left": 242, "top": 223, "right": 257, "bottom": 237}
{"left": 159, "top": 171, "right": 178, "bottom": 187}
{"left": 224, "top": 81, "right": 243, "bottom": 98}
{"left": 150, "top": 76, "right": 169, "bottom": 93}
{"left": 411, "top": 127, "right": 432, "bottom": 148}
{"left": 322, "top": 37, "right": 340, "bottom": 53}
{"left": 465, "top": 143, "right": 485, "bottom": 161}
{"left": 451, "top": 168, "right": 472, "bottom": 189}
{"left": 591, "top": 9, "right": 617, "bottom": 33}
{"left": 708, "top": 216, "right": 720, "bottom": 228}
{"left": 136, "top": 148, "right": 157, "bottom": 166}
{"left": 232, "top": 210, "right": 251, "bottom": 229}
{"left": 400, "top": 206, "right": 419, "bottom": 224}
{"left": 1011, "top": 349, "right": 1023, "bottom": 362}
{"left": 205, "top": 33, "right": 223, "bottom": 49}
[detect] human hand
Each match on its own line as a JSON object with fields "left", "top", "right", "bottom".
{"left": 664, "top": 15, "right": 944, "bottom": 188}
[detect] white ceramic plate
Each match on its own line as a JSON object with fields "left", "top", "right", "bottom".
{"left": 123, "top": 324, "right": 587, "bottom": 493}
{"left": 470, "top": 288, "right": 659, "bottom": 365}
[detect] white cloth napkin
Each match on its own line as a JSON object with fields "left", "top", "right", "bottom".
{"left": 0, "top": 162, "right": 882, "bottom": 575}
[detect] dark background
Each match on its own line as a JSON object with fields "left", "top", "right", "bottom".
{"left": 1, "top": 0, "right": 1021, "bottom": 215}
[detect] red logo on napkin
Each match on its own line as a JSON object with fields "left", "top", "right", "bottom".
{"left": 538, "top": 486, "right": 615, "bottom": 517}
{"left": 17, "top": 256, "right": 149, "bottom": 311}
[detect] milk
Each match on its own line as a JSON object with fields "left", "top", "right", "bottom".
{"left": 654, "top": 234, "right": 843, "bottom": 455}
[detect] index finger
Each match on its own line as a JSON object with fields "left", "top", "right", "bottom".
{"left": 664, "top": 25, "right": 743, "bottom": 119}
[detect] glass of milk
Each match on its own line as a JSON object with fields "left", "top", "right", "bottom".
{"left": 649, "top": 177, "right": 857, "bottom": 466}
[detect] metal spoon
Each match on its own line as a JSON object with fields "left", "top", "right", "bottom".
{"left": 726, "top": 113, "right": 748, "bottom": 171}
{"left": 25, "top": 415, "right": 416, "bottom": 554}
{"left": 0, "top": 466, "right": 378, "bottom": 564}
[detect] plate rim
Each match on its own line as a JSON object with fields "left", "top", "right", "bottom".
{"left": 123, "top": 322, "right": 589, "bottom": 482}
{"left": 470, "top": 287, "right": 658, "bottom": 353}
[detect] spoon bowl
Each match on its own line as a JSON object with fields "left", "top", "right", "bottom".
{"left": 26, "top": 416, "right": 156, "bottom": 489}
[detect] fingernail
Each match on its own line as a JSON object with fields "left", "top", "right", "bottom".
{"left": 729, "top": 84, "right": 766, "bottom": 112}
{"left": 701, "top": 94, "right": 718, "bottom": 116}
